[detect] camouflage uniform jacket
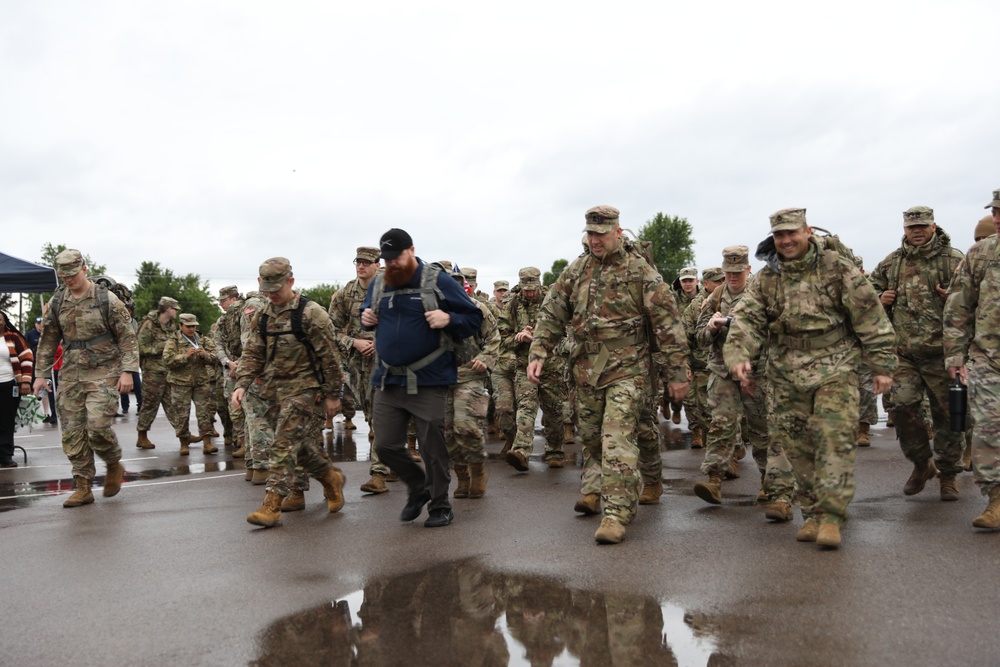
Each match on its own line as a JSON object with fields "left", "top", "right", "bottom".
{"left": 528, "top": 241, "right": 689, "bottom": 389}
{"left": 239, "top": 293, "right": 267, "bottom": 350}
{"left": 499, "top": 293, "right": 544, "bottom": 366}
{"left": 163, "top": 328, "right": 217, "bottom": 386}
{"left": 682, "top": 289, "right": 711, "bottom": 371}
{"left": 457, "top": 300, "right": 501, "bottom": 383}
{"left": 137, "top": 310, "right": 176, "bottom": 374}
{"left": 236, "top": 292, "right": 344, "bottom": 402}
{"left": 869, "top": 228, "right": 963, "bottom": 360}
{"left": 214, "top": 297, "right": 246, "bottom": 367}
{"left": 35, "top": 282, "right": 139, "bottom": 382}
{"left": 723, "top": 238, "right": 897, "bottom": 389}
{"left": 328, "top": 278, "right": 374, "bottom": 365}
{"left": 943, "top": 234, "right": 1000, "bottom": 371}
{"left": 697, "top": 282, "right": 762, "bottom": 378}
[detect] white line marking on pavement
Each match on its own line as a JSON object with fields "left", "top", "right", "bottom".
{"left": 0, "top": 472, "right": 245, "bottom": 501}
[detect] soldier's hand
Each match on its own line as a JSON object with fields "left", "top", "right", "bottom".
{"left": 117, "top": 373, "right": 134, "bottom": 395}
{"left": 872, "top": 375, "right": 893, "bottom": 395}
{"left": 935, "top": 283, "right": 949, "bottom": 299}
{"left": 324, "top": 397, "right": 342, "bottom": 419}
{"left": 186, "top": 347, "right": 198, "bottom": 357}
{"left": 527, "top": 360, "right": 543, "bottom": 384}
{"left": 469, "top": 359, "right": 487, "bottom": 372}
{"left": 667, "top": 381, "right": 689, "bottom": 402}
{"left": 228, "top": 361, "right": 238, "bottom": 378}
{"left": 514, "top": 328, "right": 533, "bottom": 343}
{"left": 33, "top": 378, "right": 47, "bottom": 396}
{"left": 731, "top": 361, "right": 752, "bottom": 381}
{"left": 231, "top": 387, "right": 245, "bottom": 409}
{"left": 354, "top": 339, "right": 375, "bottom": 357}
{"left": 361, "top": 308, "right": 378, "bottom": 327}
{"left": 425, "top": 309, "right": 451, "bottom": 329}
{"left": 948, "top": 366, "right": 968, "bottom": 384}
{"left": 879, "top": 290, "right": 897, "bottom": 307}
{"left": 740, "top": 377, "right": 757, "bottom": 397}
{"left": 708, "top": 315, "right": 729, "bottom": 333}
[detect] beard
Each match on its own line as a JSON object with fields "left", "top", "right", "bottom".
{"left": 384, "top": 255, "right": 418, "bottom": 288}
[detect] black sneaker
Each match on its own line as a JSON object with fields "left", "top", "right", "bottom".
{"left": 400, "top": 490, "right": 431, "bottom": 522}
{"left": 424, "top": 508, "right": 454, "bottom": 528}
{"left": 0, "top": 461, "right": 18, "bottom": 469}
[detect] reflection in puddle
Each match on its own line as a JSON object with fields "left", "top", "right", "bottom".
{"left": 252, "top": 561, "right": 722, "bottom": 666}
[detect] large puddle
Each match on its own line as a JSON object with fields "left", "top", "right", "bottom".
{"left": 252, "top": 560, "right": 724, "bottom": 667}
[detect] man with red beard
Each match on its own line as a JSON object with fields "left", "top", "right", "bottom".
{"left": 361, "top": 229, "right": 484, "bottom": 528}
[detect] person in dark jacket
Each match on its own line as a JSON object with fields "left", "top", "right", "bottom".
{"left": 361, "top": 228, "right": 483, "bottom": 528}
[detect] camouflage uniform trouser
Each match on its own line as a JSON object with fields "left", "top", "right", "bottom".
{"left": 223, "top": 374, "right": 246, "bottom": 447}
{"left": 771, "top": 373, "right": 858, "bottom": 526}
{"left": 576, "top": 376, "right": 644, "bottom": 525}
{"left": 635, "top": 380, "right": 661, "bottom": 488}
{"left": 262, "top": 388, "right": 335, "bottom": 497}
{"left": 858, "top": 365, "right": 878, "bottom": 426}
{"left": 446, "top": 379, "right": 489, "bottom": 464}
{"left": 683, "top": 366, "right": 710, "bottom": 433}
{"left": 511, "top": 365, "right": 564, "bottom": 462}
{"left": 243, "top": 385, "right": 274, "bottom": 471}
{"left": 136, "top": 370, "right": 176, "bottom": 432}
{"left": 169, "top": 382, "right": 214, "bottom": 438}
{"left": 57, "top": 378, "right": 122, "bottom": 480}
{"left": 213, "top": 375, "right": 233, "bottom": 439}
{"left": 491, "top": 357, "right": 516, "bottom": 435}
{"left": 341, "top": 383, "right": 357, "bottom": 421}
{"left": 968, "top": 360, "right": 1000, "bottom": 495}
{"left": 344, "top": 356, "right": 388, "bottom": 476}
{"left": 890, "top": 354, "right": 964, "bottom": 475}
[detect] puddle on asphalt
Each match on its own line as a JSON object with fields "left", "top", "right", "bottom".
{"left": 252, "top": 561, "right": 724, "bottom": 667}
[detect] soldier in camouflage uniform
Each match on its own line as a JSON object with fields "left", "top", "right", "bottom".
{"left": 852, "top": 257, "right": 879, "bottom": 447}
{"left": 528, "top": 206, "right": 689, "bottom": 545}
{"left": 683, "top": 267, "right": 725, "bottom": 450}
{"left": 693, "top": 246, "right": 795, "bottom": 519}
{"left": 234, "top": 257, "right": 346, "bottom": 528}
{"left": 163, "top": 313, "right": 219, "bottom": 455}
{"left": 207, "top": 318, "right": 231, "bottom": 443}
{"left": 445, "top": 271, "right": 500, "bottom": 498}
{"left": 463, "top": 267, "right": 491, "bottom": 305}
{"left": 724, "top": 208, "right": 896, "bottom": 549}
{"left": 944, "top": 188, "right": 1000, "bottom": 529}
{"left": 503, "top": 267, "right": 566, "bottom": 470}
{"left": 34, "top": 249, "right": 138, "bottom": 508}
{"left": 667, "top": 267, "right": 701, "bottom": 426}
{"left": 869, "top": 206, "right": 964, "bottom": 500}
{"left": 329, "top": 246, "right": 389, "bottom": 493}
{"left": 135, "top": 296, "right": 179, "bottom": 449}
{"left": 214, "top": 285, "right": 247, "bottom": 456}
{"left": 486, "top": 280, "right": 509, "bottom": 435}
{"left": 239, "top": 291, "right": 274, "bottom": 483}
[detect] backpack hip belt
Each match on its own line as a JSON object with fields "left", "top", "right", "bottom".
{"left": 381, "top": 345, "right": 448, "bottom": 395}
{"left": 65, "top": 332, "right": 115, "bottom": 351}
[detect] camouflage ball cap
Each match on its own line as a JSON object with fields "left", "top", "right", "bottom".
{"left": 179, "top": 313, "right": 199, "bottom": 327}
{"left": 769, "top": 208, "right": 807, "bottom": 232}
{"left": 355, "top": 246, "right": 380, "bottom": 263}
{"left": 721, "top": 246, "right": 750, "bottom": 272}
{"left": 583, "top": 205, "right": 621, "bottom": 233}
{"left": 158, "top": 296, "right": 180, "bottom": 310}
{"left": 217, "top": 285, "right": 239, "bottom": 300}
{"left": 463, "top": 267, "right": 478, "bottom": 282}
{"left": 518, "top": 267, "right": 542, "bottom": 290}
{"left": 55, "top": 249, "right": 84, "bottom": 278}
{"left": 985, "top": 187, "right": 1000, "bottom": 209}
{"left": 702, "top": 267, "right": 724, "bottom": 282}
{"left": 258, "top": 257, "right": 292, "bottom": 291}
{"left": 493, "top": 280, "right": 509, "bottom": 291}
{"left": 677, "top": 266, "right": 698, "bottom": 281}
{"left": 903, "top": 206, "right": 934, "bottom": 226}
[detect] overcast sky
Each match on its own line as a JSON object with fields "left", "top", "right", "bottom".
{"left": 3, "top": 1, "right": 998, "bottom": 301}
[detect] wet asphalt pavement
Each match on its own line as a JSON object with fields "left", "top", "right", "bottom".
{"left": 1, "top": 409, "right": 996, "bottom": 667}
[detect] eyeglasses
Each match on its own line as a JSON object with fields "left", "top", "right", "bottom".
{"left": 354, "top": 259, "right": 375, "bottom": 266}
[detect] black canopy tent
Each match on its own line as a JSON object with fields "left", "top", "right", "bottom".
{"left": 0, "top": 251, "right": 58, "bottom": 293}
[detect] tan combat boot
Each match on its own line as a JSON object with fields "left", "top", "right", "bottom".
{"left": 136, "top": 431, "right": 155, "bottom": 449}
{"left": 232, "top": 441, "right": 245, "bottom": 457}
{"left": 179, "top": 435, "right": 190, "bottom": 456}
{"left": 939, "top": 474, "right": 959, "bottom": 502}
{"left": 816, "top": 523, "right": 842, "bottom": 548}
{"left": 639, "top": 480, "right": 663, "bottom": 505}
{"left": 764, "top": 499, "right": 792, "bottom": 522}
{"left": 407, "top": 436, "right": 422, "bottom": 463}
{"left": 325, "top": 416, "right": 333, "bottom": 430}
{"left": 343, "top": 419, "right": 357, "bottom": 430}
{"left": 796, "top": 519, "right": 820, "bottom": 542}
{"left": 903, "top": 460, "right": 937, "bottom": 495}
{"left": 224, "top": 435, "right": 233, "bottom": 447}
{"left": 202, "top": 435, "right": 218, "bottom": 455}
{"left": 453, "top": 464, "right": 470, "bottom": 498}
{"left": 468, "top": 462, "right": 488, "bottom": 498}
{"left": 886, "top": 410, "right": 895, "bottom": 428}
{"left": 247, "top": 492, "right": 282, "bottom": 527}
{"left": 856, "top": 422, "right": 871, "bottom": 447}
{"left": 694, "top": 474, "right": 723, "bottom": 505}
{"left": 63, "top": 477, "right": 95, "bottom": 508}
{"left": 281, "top": 490, "right": 306, "bottom": 512}
{"left": 595, "top": 516, "right": 626, "bottom": 544}
{"left": 671, "top": 406, "right": 682, "bottom": 425}
{"left": 103, "top": 461, "right": 125, "bottom": 497}
{"left": 723, "top": 457, "right": 741, "bottom": 480}
{"left": 487, "top": 420, "right": 499, "bottom": 436}
{"left": 359, "top": 473, "right": 388, "bottom": 494}
{"left": 319, "top": 466, "right": 346, "bottom": 513}
{"left": 506, "top": 449, "right": 529, "bottom": 472}
{"left": 252, "top": 469, "right": 269, "bottom": 485}
{"left": 499, "top": 430, "right": 514, "bottom": 458}
{"left": 563, "top": 423, "right": 575, "bottom": 444}
{"left": 574, "top": 493, "right": 601, "bottom": 515}
{"left": 245, "top": 467, "right": 253, "bottom": 482}
{"left": 972, "top": 487, "right": 1000, "bottom": 529}
{"left": 690, "top": 427, "right": 704, "bottom": 449}
{"left": 963, "top": 444, "right": 973, "bottom": 471}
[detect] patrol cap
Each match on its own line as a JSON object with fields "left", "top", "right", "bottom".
{"left": 677, "top": 266, "right": 698, "bottom": 281}
{"left": 158, "top": 296, "right": 180, "bottom": 310}
{"left": 258, "top": 257, "right": 292, "bottom": 291}
{"left": 702, "top": 267, "right": 724, "bottom": 282}
{"left": 217, "top": 285, "right": 239, "bottom": 301}
{"left": 55, "top": 249, "right": 85, "bottom": 278}
{"left": 518, "top": 267, "right": 542, "bottom": 290}
{"left": 379, "top": 228, "right": 413, "bottom": 260}
{"left": 355, "top": 246, "right": 380, "bottom": 263}
{"left": 769, "top": 208, "right": 807, "bottom": 232}
{"left": 975, "top": 215, "right": 994, "bottom": 242}
{"left": 437, "top": 260, "right": 453, "bottom": 272}
{"left": 493, "top": 280, "right": 509, "bottom": 291}
{"left": 985, "top": 187, "right": 1000, "bottom": 209}
{"left": 583, "top": 205, "right": 621, "bottom": 233}
{"left": 721, "top": 245, "right": 750, "bottom": 272}
{"left": 179, "top": 313, "right": 199, "bottom": 327}
{"left": 463, "top": 267, "right": 478, "bottom": 283}
{"left": 903, "top": 206, "right": 935, "bottom": 226}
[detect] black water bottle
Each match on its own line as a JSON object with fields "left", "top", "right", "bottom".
{"left": 949, "top": 378, "right": 967, "bottom": 432}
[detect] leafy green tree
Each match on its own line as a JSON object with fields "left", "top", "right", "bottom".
{"left": 23, "top": 243, "right": 109, "bottom": 324}
{"left": 300, "top": 283, "right": 342, "bottom": 309}
{"left": 132, "top": 261, "right": 221, "bottom": 330}
{"left": 636, "top": 212, "right": 696, "bottom": 281}
{"left": 543, "top": 259, "right": 568, "bottom": 287}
